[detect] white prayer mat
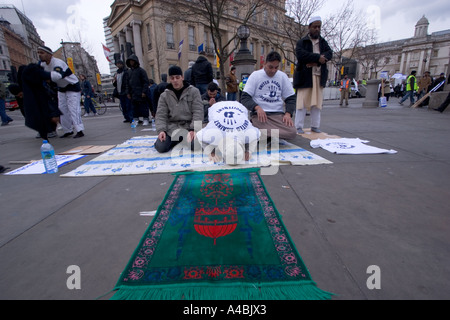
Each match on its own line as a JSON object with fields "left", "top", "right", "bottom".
{"left": 4, "top": 155, "right": 86, "bottom": 175}
{"left": 62, "top": 136, "right": 332, "bottom": 177}
{"left": 310, "top": 138, "right": 398, "bottom": 155}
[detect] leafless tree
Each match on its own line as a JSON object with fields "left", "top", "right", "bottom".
{"left": 354, "top": 29, "right": 398, "bottom": 80}
{"left": 164, "top": 0, "right": 270, "bottom": 91}
{"left": 321, "top": 0, "right": 371, "bottom": 75}
{"left": 255, "top": 0, "right": 326, "bottom": 65}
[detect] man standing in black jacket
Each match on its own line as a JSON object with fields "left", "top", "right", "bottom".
{"left": 293, "top": 16, "right": 332, "bottom": 134}
{"left": 126, "top": 54, "right": 150, "bottom": 126}
{"left": 113, "top": 60, "right": 132, "bottom": 123}
{"left": 191, "top": 51, "right": 214, "bottom": 95}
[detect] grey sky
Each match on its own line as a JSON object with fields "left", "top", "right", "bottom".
{"left": 1, "top": 0, "right": 449, "bottom": 74}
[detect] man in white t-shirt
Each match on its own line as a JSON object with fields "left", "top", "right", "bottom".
{"left": 241, "top": 51, "right": 297, "bottom": 140}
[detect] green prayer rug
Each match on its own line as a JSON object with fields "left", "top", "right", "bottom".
{"left": 112, "top": 168, "right": 332, "bottom": 300}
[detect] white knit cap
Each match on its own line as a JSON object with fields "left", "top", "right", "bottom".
{"left": 308, "top": 16, "right": 322, "bottom": 25}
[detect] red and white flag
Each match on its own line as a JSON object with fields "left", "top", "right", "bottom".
{"left": 102, "top": 43, "right": 111, "bottom": 63}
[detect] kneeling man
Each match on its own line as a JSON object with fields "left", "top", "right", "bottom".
{"left": 241, "top": 51, "right": 297, "bottom": 141}
{"left": 197, "top": 101, "right": 260, "bottom": 165}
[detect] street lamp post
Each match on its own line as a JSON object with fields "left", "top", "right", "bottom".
{"left": 232, "top": 25, "right": 256, "bottom": 85}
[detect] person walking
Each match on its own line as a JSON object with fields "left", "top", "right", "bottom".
{"left": 417, "top": 71, "right": 432, "bottom": 100}
{"left": 191, "top": 51, "right": 213, "bottom": 95}
{"left": 126, "top": 54, "right": 150, "bottom": 126}
{"left": 37, "top": 46, "right": 85, "bottom": 138}
{"left": 0, "top": 81, "right": 13, "bottom": 126}
{"left": 113, "top": 60, "right": 133, "bottom": 123}
{"left": 20, "top": 63, "right": 64, "bottom": 139}
{"left": 293, "top": 16, "right": 333, "bottom": 134}
{"left": 339, "top": 74, "right": 350, "bottom": 107}
{"left": 226, "top": 66, "right": 238, "bottom": 101}
{"left": 399, "top": 70, "right": 418, "bottom": 106}
{"left": 79, "top": 74, "right": 97, "bottom": 117}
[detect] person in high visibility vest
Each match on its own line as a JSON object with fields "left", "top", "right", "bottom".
{"left": 339, "top": 74, "right": 351, "bottom": 107}
{"left": 399, "top": 70, "right": 418, "bottom": 106}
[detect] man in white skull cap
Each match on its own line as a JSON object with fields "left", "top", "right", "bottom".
{"left": 293, "top": 16, "right": 333, "bottom": 134}
{"left": 197, "top": 101, "right": 260, "bottom": 165}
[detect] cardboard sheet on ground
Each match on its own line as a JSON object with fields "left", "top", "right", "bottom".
{"left": 310, "top": 138, "right": 397, "bottom": 155}
{"left": 60, "top": 145, "right": 116, "bottom": 155}
{"left": 298, "top": 128, "right": 341, "bottom": 140}
{"left": 4, "top": 155, "right": 86, "bottom": 175}
{"left": 62, "top": 136, "right": 332, "bottom": 177}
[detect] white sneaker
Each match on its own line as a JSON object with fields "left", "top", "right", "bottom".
{"left": 143, "top": 119, "right": 149, "bottom": 126}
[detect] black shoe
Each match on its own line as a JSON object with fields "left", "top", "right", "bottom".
{"left": 0, "top": 165, "right": 7, "bottom": 174}
{"left": 73, "top": 131, "right": 85, "bottom": 139}
{"left": 123, "top": 119, "right": 131, "bottom": 123}
{"left": 60, "top": 132, "right": 74, "bottom": 138}
{"left": 433, "top": 108, "right": 443, "bottom": 113}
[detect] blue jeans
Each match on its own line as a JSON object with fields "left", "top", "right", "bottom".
{"left": 84, "top": 97, "right": 97, "bottom": 114}
{"left": 0, "top": 98, "right": 13, "bottom": 124}
{"left": 196, "top": 84, "right": 208, "bottom": 95}
{"left": 400, "top": 91, "right": 415, "bottom": 104}
{"left": 227, "top": 92, "right": 237, "bottom": 101}
{"left": 119, "top": 95, "right": 133, "bottom": 122}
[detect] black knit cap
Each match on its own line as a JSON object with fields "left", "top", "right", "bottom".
{"left": 168, "top": 66, "right": 183, "bottom": 76}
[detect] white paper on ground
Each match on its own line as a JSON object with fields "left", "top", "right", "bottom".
{"left": 310, "top": 138, "right": 397, "bottom": 155}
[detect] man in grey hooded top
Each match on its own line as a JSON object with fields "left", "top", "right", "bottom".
{"left": 126, "top": 54, "right": 150, "bottom": 125}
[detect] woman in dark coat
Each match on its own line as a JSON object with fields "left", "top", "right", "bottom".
{"left": 21, "top": 63, "right": 62, "bottom": 140}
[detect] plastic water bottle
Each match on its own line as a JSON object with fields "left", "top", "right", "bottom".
{"left": 40, "top": 140, "right": 58, "bottom": 174}
{"left": 151, "top": 118, "right": 156, "bottom": 131}
{"left": 131, "top": 120, "right": 137, "bottom": 133}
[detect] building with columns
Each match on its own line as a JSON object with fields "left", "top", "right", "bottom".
{"left": 105, "top": 0, "right": 295, "bottom": 81}
{"left": 353, "top": 16, "right": 450, "bottom": 81}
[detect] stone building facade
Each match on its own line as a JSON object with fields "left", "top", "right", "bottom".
{"left": 54, "top": 42, "right": 102, "bottom": 92}
{"left": 354, "top": 16, "right": 450, "bottom": 81}
{"left": 106, "top": 0, "right": 294, "bottom": 81}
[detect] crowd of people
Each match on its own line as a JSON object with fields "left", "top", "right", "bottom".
{"left": 149, "top": 15, "right": 332, "bottom": 164}
{"left": 2, "top": 15, "right": 448, "bottom": 166}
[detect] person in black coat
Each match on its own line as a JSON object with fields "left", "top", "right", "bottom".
{"left": 191, "top": 52, "right": 213, "bottom": 95}
{"left": 152, "top": 74, "right": 168, "bottom": 117}
{"left": 126, "top": 54, "right": 150, "bottom": 125}
{"left": 293, "top": 16, "right": 333, "bottom": 134}
{"left": 113, "top": 60, "right": 133, "bottom": 122}
{"left": 20, "top": 63, "right": 63, "bottom": 140}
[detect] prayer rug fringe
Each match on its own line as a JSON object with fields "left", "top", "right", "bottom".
{"left": 111, "top": 282, "right": 333, "bottom": 300}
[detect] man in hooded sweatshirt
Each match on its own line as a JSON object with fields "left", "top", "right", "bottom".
{"left": 154, "top": 66, "right": 203, "bottom": 153}
{"left": 191, "top": 51, "right": 213, "bottom": 95}
{"left": 126, "top": 54, "right": 150, "bottom": 126}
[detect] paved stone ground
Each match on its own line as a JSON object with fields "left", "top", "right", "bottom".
{"left": 0, "top": 98, "right": 449, "bottom": 300}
